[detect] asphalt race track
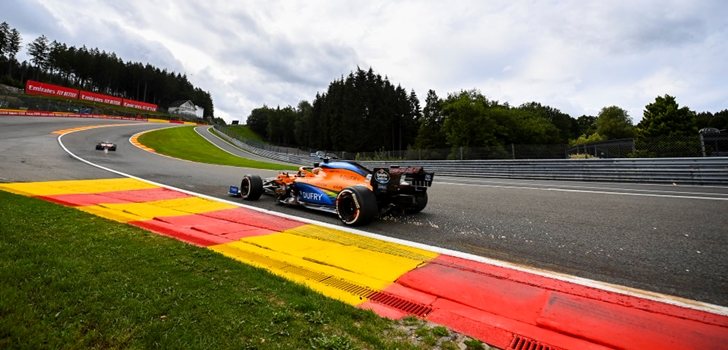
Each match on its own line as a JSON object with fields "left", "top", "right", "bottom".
{"left": 2, "top": 116, "right": 727, "bottom": 308}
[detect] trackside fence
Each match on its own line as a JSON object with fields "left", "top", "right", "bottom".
{"left": 213, "top": 126, "right": 728, "bottom": 185}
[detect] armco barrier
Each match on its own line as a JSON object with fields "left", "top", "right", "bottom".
{"left": 0, "top": 109, "right": 146, "bottom": 121}
{"left": 213, "top": 126, "right": 728, "bottom": 185}
{"left": 2, "top": 110, "right": 202, "bottom": 125}
{"left": 359, "top": 158, "right": 728, "bottom": 185}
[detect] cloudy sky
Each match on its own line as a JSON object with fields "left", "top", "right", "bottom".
{"left": 3, "top": 0, "right": 727, "bottom": 123}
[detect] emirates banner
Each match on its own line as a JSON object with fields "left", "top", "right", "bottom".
{"left": 122, "top": 99, "right": 157, "bottom": 112}
{"left": 79, "top": 90, "right": 123, "bottom": 106}
{"left": 25, "top": 80, "right": 79, "bottom": 99}
{"left": 24, "top": 80, "right": 158, "bottom": 112}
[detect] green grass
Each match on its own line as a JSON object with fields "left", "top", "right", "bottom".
{"left": 138, "top": 126, "right": 297, "bottom": 171}
{"left": 220, "top": 125, "right": 265, "bottom": 143}
{"left": 0, "top": 191, "right": 424, "bottom": 349}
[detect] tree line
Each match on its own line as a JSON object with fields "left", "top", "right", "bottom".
{"left": 246, "top": 68, "right": 727, "bottom": 157}
{"left": 0, "top": 22, "right": 214, "bottom": 120}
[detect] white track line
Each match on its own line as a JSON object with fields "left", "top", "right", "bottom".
{"left": 56, "top": 127, "right": 728, "bottom": 317}
{"left": 438, "top": 181, "right": 728, "bottom": 201}
{"left": 195, "top": 126, "right": 299, "bottom": 166}
{"left": 194, "top": 126, "right": 259, "bottom": 159}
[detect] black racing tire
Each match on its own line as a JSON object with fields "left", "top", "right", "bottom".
{"left": 404, "top": 191, "right": 428, "bottom": 214}
{"left": 95, "top": 145, "right": 103, "bottom": 150}
{"left": 240, "top": 175, "right": 264, "bottom": 200}
{"left": 109, "top": 146, "right": 117, "bottom": 151}
{"left": 335, "top": 186, "right": 378, "bottom": 226}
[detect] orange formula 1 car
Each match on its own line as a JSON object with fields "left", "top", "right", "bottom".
{"left": 229, "top": 153, "right": 434, "bottom": 226}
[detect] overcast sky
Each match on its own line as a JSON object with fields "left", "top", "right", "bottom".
{"left": 3, "top": 0, "right": 727, "bottom": 123}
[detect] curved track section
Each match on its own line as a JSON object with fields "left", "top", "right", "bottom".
{"left": 194, "top": 125, "right": 298, "bottom": 165}
{"left": 2, "top": 116, "right": 728, "bottom": 307}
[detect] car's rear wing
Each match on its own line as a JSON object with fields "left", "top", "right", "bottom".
{"left": 370, "top": 166, "right": 434, "bottom": 192}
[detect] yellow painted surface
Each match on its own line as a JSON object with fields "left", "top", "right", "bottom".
{"left": 0, "top": 178, "right": 157, "bottom": 197}
{"left": 287, "top": 224, "right": 439, "bottom": 262}
{"left": 77, "top": 197, "right": 236, "bottom": 223}
{"left": 81, "top": 202, "right": 185, "bottom": 222}
{"left": 77, "top": 205, "right": 152, "bottom": 223}
{"left": 1, "top": 178, "right": 439, "bottom": 307}
{"left": 147, "top": 118, "right": 169, "bottom": 123}
{"left": 52, "top": 123, "right": 133, "bottom": 135}
{"left": 147, "top": 197, "right": 237, "bottom": 214}
{"left": 210, "top": 224, "right": 438, "bottom": 305}
{"left": 51, "top": 122, "right": 149, "bottom": 135}
{"left": 130, "top": 133, "right": 156, "bottom": 152}
{"left": 211, "top": 240, "right": 385, "bottom": 305}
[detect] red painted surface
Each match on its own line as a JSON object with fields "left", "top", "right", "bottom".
{"left": 132, "top": 213, "right": 277, "bottom": 247}
{"left": 434, "top": 255, "right": 728, "bottom": 327}
{"left": 131, "top": 219, "right": 231, "bottom": 246}
{"left": 393, "top": 254, "right": 728, "bottom": 350}
{"left": 153, "top": 215, "right": 274, "bottom": 239}
{"left": 202, "top": 208, "right": 306, "bottom": 232}
{"left": 39, "top": 193, "right": 131, "bottom": 206}
{"left": 427, "top": 299, "right": 612, "bottom": 350}
{"left": 538, "top": 292, "right": 728, "bottom": 350}
{"left": 397, "top": 258, "right": 550, "bottom": 325}
{"left": 21, "top": 181, "right": 728, "bottom": 350}
{"left": 38, "top": 188, "right": 190, "bottom": 207}
{"left": 359, "top": 283, "right": 440, "bottom": 320}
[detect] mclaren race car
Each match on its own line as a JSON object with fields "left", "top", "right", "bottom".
{"left": 229, "top": 152, "right": 434, "bottom": 226}
{"left": 95, "top": 141, "right": 117, "bottom": 151}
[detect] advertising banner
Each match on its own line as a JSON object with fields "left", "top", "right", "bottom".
{"left": 122, "top": 99, "right": 158, "bottom": 112}
{"left": 25, "top": 80, "right": 79, "bottom": 99}
{"left": 79, "top": 90, "right": 123, "bottom": 106}
{"left": 24, "top": 80, "right": 158, "bottom": 113}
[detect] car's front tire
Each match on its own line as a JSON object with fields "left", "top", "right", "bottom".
{"left": 240, "top": 175, "right": 264, "bottom": 200}
{"left": 335, "top": 186, "right": 378, "bottom": 226}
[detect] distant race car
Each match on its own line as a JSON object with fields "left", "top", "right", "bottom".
{"left": 95, "top": 141, "right": 117, "bottom": 151}
{"left": 229, "top": 152, "right": 434, "bottom": 226}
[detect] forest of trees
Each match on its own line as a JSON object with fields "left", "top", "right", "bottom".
{"left": 247, "top": 68, "right": 727, "bottom": 157}
{"left": 0, "top": 22, "right": 214, "bottom": 120}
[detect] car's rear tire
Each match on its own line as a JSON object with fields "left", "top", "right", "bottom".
{"left": 404, "top": 191, "right": 428, "bottom": 214}
{"left": 109, "top": 146, "right": 117, "bottom": 151}
{"left": 336, "top": 186, "right": 378, "bottom": 226}
{"left": 240, "top": 175, "right": 263, "bottom": 200}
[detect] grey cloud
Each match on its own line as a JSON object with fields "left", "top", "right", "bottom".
{"left": 617, "top": 14, "right": 706, "bottom": 51}
{"left": 546, "top": 1, "right": 723, "bottom": 54}
{"left": 0, "top": 0, "right": 63, "bottom": 40}
{"left": 221, "top": 32, "right": 358, "bottom": 88}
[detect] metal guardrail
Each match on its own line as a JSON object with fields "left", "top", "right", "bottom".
{"left": 213, "top": 126, "right": 313, "bottom": 165}
{"left": 213, "top": 126, "right": 728, "bottom": 185}
{"left": 358, "top": 158, "right": 728, "bottom": 185}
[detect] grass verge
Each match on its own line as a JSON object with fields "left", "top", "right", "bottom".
{"left": 0, "top": 190, "right": 427, "bottom": 349}
{"left": 219, "top": 125, "right": 265, "bottom": 143}
{"left": 138, "top": 126, "right": 297, "bottom": 171}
